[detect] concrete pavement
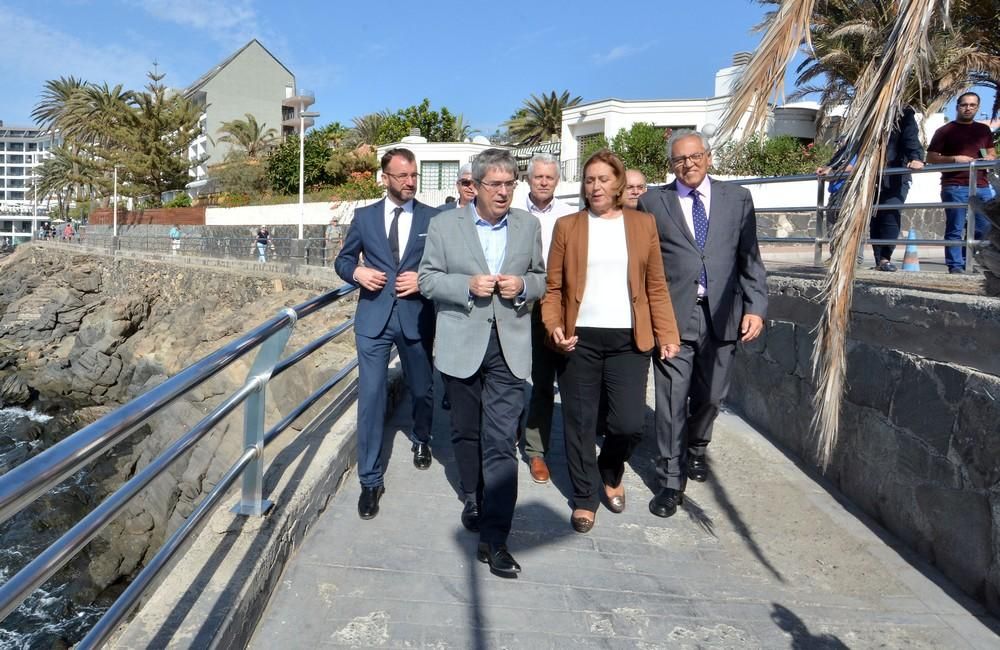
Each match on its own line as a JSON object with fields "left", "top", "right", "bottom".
{"left": 251, "top": 377, "right": 999, "bottom": 649}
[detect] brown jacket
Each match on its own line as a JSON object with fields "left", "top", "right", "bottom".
{"left": 541, "top": 208, "right": 680, "bottom": 352}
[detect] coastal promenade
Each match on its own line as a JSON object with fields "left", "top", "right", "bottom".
{"left": 249, "top": 382, "right": 999, "bottom": 649}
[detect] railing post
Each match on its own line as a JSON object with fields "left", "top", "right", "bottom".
{"left": 231, "top": 307, "right": 298, "bottom": 516}
{"left": 814, "top": 176, "right": 826, "bottom": 266}
{"left": 964, "top": 161, "right": 976, "bottom": 274}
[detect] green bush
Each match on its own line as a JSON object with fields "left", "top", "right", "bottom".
{"left": 610, "top": 123, "right": 669, "bottom": 183}
{"left": 213, "top": 155, "right": 270, "bottom": 196}
{"left": 332, "top": 171, "right": 383, "bottom": 201}
{"left": 164, "top": 193, "right": 192, "bottom": 208}
{"left": 324, "top": 149, "right": 378, "bottom": 185}
{"left": 712, "top": 135, "right": 833, "bottom": 177}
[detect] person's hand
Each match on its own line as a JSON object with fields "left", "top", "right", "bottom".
{"left": 739, "top": 314, "right": 764, "bottom": 342}
{"left": 815, "top": 166, "right": 831, "bottom": 177}
{"left": 354, "top": 266, "right": 387, "bottom": 291}
{"left": 953, "top": 154, "right": 976, "bottom": 163}
{"left": 495, "top": 274, "right": 524, "bottom": 299}
{"left": 469, "top": 274, "right": 496, "bottom": 297}
{"left": 659, "top": 343, "right": 680, "bottom": 360}
{"left": 395, "top": 271, "right": 419, "bottom": 297}
{"left": 906, "top": 160, "right": 925, "bottom": 170}
{"left": 552, "top": 327, "right": 578, "bottom": 353}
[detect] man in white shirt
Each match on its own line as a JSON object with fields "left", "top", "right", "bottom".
{"left": 522, "top": 152, "right": 576, "bottom": 483}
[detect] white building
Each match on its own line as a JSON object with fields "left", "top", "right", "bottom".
{"left": 375, "top": 133, "right": 496, "bottom": 206}
{"left": 0, "top": 121, "right": 53, "bottom": 244}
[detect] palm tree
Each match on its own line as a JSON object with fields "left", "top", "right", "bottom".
{"left": 216, "top": 113, "right": 277, "bottom": 159}
{"left": 350, "top": 112, "right": 388, "bottom": 147}
{"left": 31, "top": 76, "right": 89, "bottom": 132}
{"left": 450, "top": 114, "right": 479, "bottom": 142}
{"left": 504, "top": 91, "right": 582, "bottom": 145}
{"left": 716, "top": 0, "right": 999, "bottom": 468}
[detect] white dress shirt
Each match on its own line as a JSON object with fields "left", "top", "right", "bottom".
{"left": 526, "top": 194, "right": 576, "bottom": 261}
{"left": 384, "top": 198, "right": 414, "bottom": 259}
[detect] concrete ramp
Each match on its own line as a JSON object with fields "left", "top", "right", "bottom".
{"left": 249, "top": 383, "right": 998, "bottom": 648}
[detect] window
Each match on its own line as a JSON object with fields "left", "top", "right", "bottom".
{"left": 420, "top": 161, "right": 459, "bottom": 192}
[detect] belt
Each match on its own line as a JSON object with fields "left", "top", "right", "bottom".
{"left": 695, "top": 295, "right": 707, "bottom": 305}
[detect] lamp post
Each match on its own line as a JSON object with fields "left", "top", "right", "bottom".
{"left": 112, "top": 165, "right": 118, "bottom": 238}
{"left": 297, "top": 109, "right": 320, "bottom": 240}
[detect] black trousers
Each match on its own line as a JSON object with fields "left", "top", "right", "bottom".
{"left": 870, "top": 180, "right": 910, "bottom": 263}
{"left": 443, "top": 328, "right": 523, "bottom": 545}
{"left": 524, "top": 303, "right": 561, "bottom": 458}
{"left": 558, "top": 327, "right": 650, "bottom": 512}
{"left": 653, "top": 301, "right": 736, "bottom": 492}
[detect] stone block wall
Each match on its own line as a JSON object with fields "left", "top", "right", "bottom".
{"left": 727, "top": 276, "right": 1000, "bottom": 614}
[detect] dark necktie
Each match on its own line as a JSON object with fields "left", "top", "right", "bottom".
{"left": 389, "top": 206, "right": 402, "bottom": 265}
{"left": 690, "top": 189, "right": 708, "bottom": 289}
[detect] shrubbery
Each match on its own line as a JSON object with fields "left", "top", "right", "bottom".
{"left": 711, "top": 135, "right": 834, "bottom": 177}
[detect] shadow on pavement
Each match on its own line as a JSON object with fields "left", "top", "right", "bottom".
{"left": 770, "top": 603, "right": 848, "bottom": 649}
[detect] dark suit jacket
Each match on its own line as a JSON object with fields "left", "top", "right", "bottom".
{"left": 335, "top": 199, "right": 439, "bottom": 340}
{"left": 883, "top": 106, "right": 924, "bottom": 192}
{"left": 541, "top": 209, "right": 680, "bottom": 353}
{"left": 637, "top": 179, "right": 767, "bottom": 341}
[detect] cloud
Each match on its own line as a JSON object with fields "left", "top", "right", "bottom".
{"left": 0, "top": 5, "right": 154, "bottom": 118}
{"left": 591, "top": 42, "right": 657, "bottom": 65}
{"left": 126, "top": 0, "right": 263, "bottom": 48}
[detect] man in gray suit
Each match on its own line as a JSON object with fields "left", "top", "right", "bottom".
{"left": 637, "top": 130, "right": 768, "bottom": 518}
{"left": 419, "top": 149, "right": 546, "bottom": 576}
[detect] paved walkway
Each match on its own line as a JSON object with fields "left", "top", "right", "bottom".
{"left": 251, "top": 377, "right": 999, "bottom": 649}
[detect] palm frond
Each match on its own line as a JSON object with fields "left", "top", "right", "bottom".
{"left": 717, "top": 0, "right": 816, "bottom": 139}
{"left": 811, "top": 0, "right": 946, "bottom": 469}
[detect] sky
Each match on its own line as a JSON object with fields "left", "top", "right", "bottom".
{"left": 0, "top": 0, "right": 781, "bottom": 133}
{"left": 1, "top": 0, "right": 992, "bottom": 134}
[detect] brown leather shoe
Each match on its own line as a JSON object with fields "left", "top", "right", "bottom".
{"left": 528, "top": 457, "right": 550, "bottom": 484}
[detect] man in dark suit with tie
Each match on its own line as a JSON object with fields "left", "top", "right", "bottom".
{"left": 335, "top": 148, "right": 439, "bottom": 519}
{"left": 637, "top": 130, "right": 768, "bottom": 518}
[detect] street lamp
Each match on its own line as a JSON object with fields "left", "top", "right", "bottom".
{"left": 112, "top": 165, "right": 118, "bottom": 238}
{"left": 298, "top": 109, "right": 320, "bottom": 240}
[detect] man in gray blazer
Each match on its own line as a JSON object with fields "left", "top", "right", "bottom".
{"left": 637, "top": 130, "right": 768, "bottom": 518}
{"left": 419, "top": 149, "right": 546, "bottom": 577}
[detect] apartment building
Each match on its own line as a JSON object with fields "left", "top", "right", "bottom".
{"left": 0, "top": 121, "right": 52, "bottom": 244}
{"left": 185, "top": 39, "right": 313, "bottom": 187}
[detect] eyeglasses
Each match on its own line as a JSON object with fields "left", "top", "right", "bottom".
{"left": 627, "top": 184, "right": 647, "bottom": 192}
{"left": 957, "top": 102, "right": 979, "bottom": 108}
{"left": 384, "top": 172, "right": 420, "bottom": 182}
{"left": 458, "top": 179, "right": 474, "bottom": 187}
{"left": 479, "top": 180, "right": 518, "bottom": 192}
{"left": 670, "top": 151, "right": 708, "bottom": 166}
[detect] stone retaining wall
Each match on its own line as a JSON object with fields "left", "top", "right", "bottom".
{"left": 727, "top": 275, "right": 1000, "bottom": 614}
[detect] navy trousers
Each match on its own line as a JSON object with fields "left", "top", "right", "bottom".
{"left": 444, "top": 327, "right": 523, "bottom": 546}
{"left": 355, "top": 306, "right": 433, "bottom": 488}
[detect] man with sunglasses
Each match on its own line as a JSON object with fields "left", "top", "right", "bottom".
{"left": 419, "top": 148, "right": 546, "bottom": 577}
{"left": 521, "top": 152, "right": 575, "bottom": 484}
{"left": 638, "top": 130, "right": 768, "bottom": 519}
{"left": 335, "top": 148, "right": 439, "bottom": 520}
{"left": 438, "top": 163, "right": 477, "bottom": 212}
{"left": 926, "top": 91, "right": 997, "bottom": 274}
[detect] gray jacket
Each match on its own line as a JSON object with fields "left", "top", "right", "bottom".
{"left": 418, "top": 203, "right": 546, "bottom": 379}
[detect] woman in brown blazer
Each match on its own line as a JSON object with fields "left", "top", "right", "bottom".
{"left": 541, "top": 150, "right": 680, "bottom": 533}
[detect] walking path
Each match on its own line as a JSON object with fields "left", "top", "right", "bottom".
{"left": 251, "top": 378, "right": 999, "bottom": 648}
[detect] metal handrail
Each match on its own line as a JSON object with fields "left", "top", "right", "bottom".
{"left": 0, "top": 281, "right": 360, "bottom": 645}
{"left": 720, "top": 159, "right": 998, "bottom": 271}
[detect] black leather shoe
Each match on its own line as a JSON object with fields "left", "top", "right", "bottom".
{"left": 461, "top": 501, "right": 480, "bottom": 532}
{"left": 687, "top": 456, "right": 709, "bottom": 482}
{"left": 412, "top": 442, "right": 432, "bottom": 470}
{"left": 476, "top": 543, "right": 521, "bottom": 577}
{"left": 358, "top": 485, "right": 384, "bottom": 520}
{"left": 648, "top": 488, "right": 684, "bottom": 518}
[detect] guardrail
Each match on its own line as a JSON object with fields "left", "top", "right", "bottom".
{"left": 0, "top": 283, "right": 360, "bottom": 648}
{"left": 727, "top": 159, "right": 998, "bottom": 272}
{"left": 62, "top": 234, "right": 341, "bottom": 267}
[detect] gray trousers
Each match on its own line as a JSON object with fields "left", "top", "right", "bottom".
{"left": 653, "top": 300, "right": 736, "bottom": 491}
